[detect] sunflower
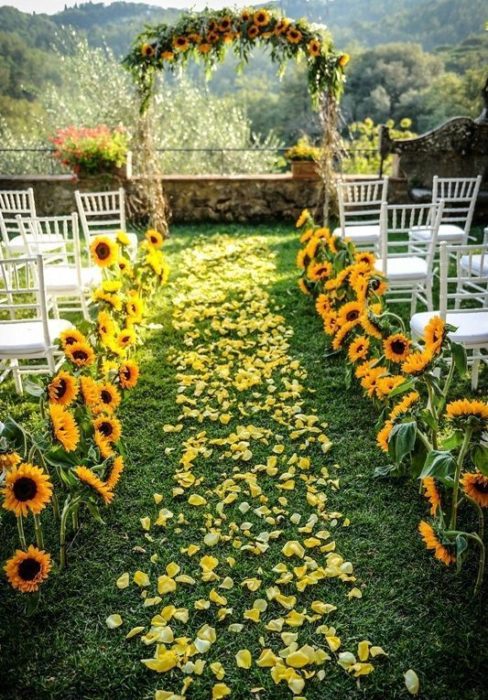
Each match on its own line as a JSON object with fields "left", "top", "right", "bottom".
{"left": 368, "top": 276, "right": 388, "bottom": 297}
{"left": 418, "top": 521, "right": 455, "bottom": 566}
{"left": 423, "top": 316, "right": 445, "bottom": 353}
{"left": 355, "top": 359, "right": 376, "bottom": 379}
{"left": 95, "top": 432, "right": 114, "bottom": 459}
{"left": 93, "top": 288, "right": 123, "bottom": 311}
{"left": 222, "top": 32, "right": 235, "bottom": 43}
{"left": 2, "top": 463, "right": 52, "bottom": 517}
{"left": 198, "top": 43, "right": 212, "bottom": 54}
{"left": 118, "top": 256, "right": 133, "bottom": 277}
{"left": 297, "top": 248, "right": 309, "bottom": 270}
{"left": 401, "top": 349, "right": 433, "bottom": 376}
{"left": 126, "top": 294, "right": 144, "bottom": 323}
{"left": 287, "top": 28, "right": 303, "bottom": 44}
{"left": 307, "top": 39, "right": 321, "bottom": 57}
{"left": 337, "top": 301, "right": 363, "bottom": 325}
{"left": 347, "top": 335, "right": 370, "bottom": 363}
{"left": 322, "top": 310, "right": 339, "bottom": 336}
{"left": 0, "top": 451, "right": 21, "bottom": 471}
{"left": 117, "top": 327, "right": 136, "bottom": 351}
{"left": 315, "top": 294, "right": 331, "bottom": 318}
{"left": 50, "top": 404, "right": 80, "bottom": 452}
{"left": 58, "top": 328, "right": 87, "bottom": 349}
{"left": 90, "top": 236, "right": 118, "bottom": 268}
{"left": 360, "top": 366, "right": 388, "bottom": 398}
{"left": 275, "top": 18, "right": 291, "bottom": 35}
{"left": 354, "top": 251, "right": 376, "bottom": 268}
{"left": 304, "top": 236, "right": 321, "bottom": 260}
{"left": 445, "top": 399, "right": 488, "bottom": 427}
{"left": 93, "top": 415, "right": 122, "bottom": 444}
{"left": 298, "top": 278, "right": 311, "bottom": 296}
{"left": 106, "top": 455, "right": 125, "bottom": 491}
{"left": 102, "top": 279, "right": 122, "bottom": 293}
{"left": 332, "top": 321, "right": 356, "bottom": 351}
{"left": 241, "top": 9, "right": 251, "bottom": 21}
{"left": 248, "top": 24, "right": 259, "bottom": 38}
{"left": 98, "top": 310, "right": 118, "bottom": 339}
{"left": 338, "top": 53, "right": 350, "bottom": 67}
{"left": 140, "top": 43, "right": 155, "bottom": 58}
{"left": 173, "top": 35, "right": 189, "bottom": 51}
{"left": 422, "top": 477, "right": 442, "bottom": 516}
{"left": 116, "top": 230, "right": 130, "bottom": 246}
{"left": 377, "top": 420, "right": 393, "bottom": 452}
{"left": 48, "top": 371, "right": 78, "bottom": 407}
{"left": 327, "top": 234, "right": 340, "bottom": 254}
{"left": 325, "top": 268, "right": 349, "bottom": 292}
{"left": 253, "top": 8, "right": 269, "bottom": 26}
{"left": 188, "top": 33, "right": 202, "bottom": 43}
{"left": 162, "top": 51, "right": 174, "bottom": 61}
{"left": 295, "top": 209, "right": 310, "bottom": 228}
{"left": 119, "top": 360, "right": 140, "bottom": 390}
{"left": 64, "top": 341, "right": 95, "bottom": 368}
{"left": 299, "top": 228, "right": 315, "bottom": 244}
{"left": 219, "top": 16, "right": 232, "bottom": 31}
{"left": 74, "top": 466, "right": 113, "bottom": 505}
{"left": 145, "top": 229, "right": 164, "bottom": 248}
{"left": 5, "top": 545, "right": 52, "bottom": 593}
{"left": 461, "top": 472, "right": 488, "bottom": 508}
{"left": 376, "top": 375, "right": 405, "bottom": 399}
{"left": 389, "top": 391, "right": 420, "bottom": 421}
{"left": 80, "top": 376, "right": 100, "bottom": 410}
{"left": 308, "top": 261, "right": 332, "bottom": 282}
{"left": 97, "top": 383, "right": 121, "bottom": 414}
{"left": 383, "top": 333, "right": 411, "bottom": 363}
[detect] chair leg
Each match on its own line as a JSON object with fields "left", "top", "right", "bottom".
{"left": 410, "top": 288, "right": 418, "bottom": 316}
{"left": 471, "top": 359, "right": 480, "bottom": 391}
{"left": 11, "top": 361, "right": 23, "bottom": 395}
{"left": 80, "top": 292, "right": 89, "bottom": 321}
{"left": 426, "top": 282, "right": 433, "bottom": 312}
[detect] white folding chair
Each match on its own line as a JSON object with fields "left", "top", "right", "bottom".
{"left": 410, "top": 242, "right": 488, "bottom": 389}
{"left": 333, "top": 177, "right": 389, "bottom": 251}
{"left": 409, "top": 175, "right": 481, "bottom": 249}
{"left": 75, "top": 188, "right": 137, "bottom": 259}
{"left": 0, "top": 188, "right": 38, "bottom": 254}
{"left": 0, "top": 254, "right": 73, "bottom": 394}
{"left": 457, "top": 228, "right": 488, "bottom": 306}
{"left": 17, "top": 214, "right": 101, "bottom": 320}
{"left": 376, "top": 202, "right": 444, "bottom": 314}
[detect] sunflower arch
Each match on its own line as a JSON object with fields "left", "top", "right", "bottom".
{"left": 123, "top": 6, "right": 349, "bottom": 230}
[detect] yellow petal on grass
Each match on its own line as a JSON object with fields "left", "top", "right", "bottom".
{"left": 235, "top": 649, "right": 252, "bottom": 669}
{"left": 105, "top": 614, "right": 123, "bottom": 629}
{"left": 347, "top": 587, "right": 362, "bottom": 599}
{"left": 133, "top": 570, "right": 150, "bottom": 587}
{"left": 212, "top": 683, "right": 231, "bottom": 699}
{"left": 210, "top": 662, "right": 225, "bottom": 680}
{"left": 358, "top": 640, "right": 371, "bottom": 661}
{"left": 158, "top": 575, "right": 177, "bottom": 595}
{"left": 404, "top": 669, "right": 420, "bottom": 696}
{"left": 188, "top": 494, "right": 207, "bottom": 506}
{"left": 200, "top": 555, "right": 219, "bottom": 572}
{"left": 370, "top": 646, "right": 388, "bottom": 658}
{"left": 140, "top": 516, "right": 151, "bottom": 531}
{"left": 126, "top": 626, "right": 145, "bottom": 639}
{"left": 282, "top": 541, "right": 305, "bottom": 558}
{"left": 116, "top": 572, "right": 130, "bottom": 589}
{"left": 142, "top": 650, "right": 178, "bottom": 673}
{"left": 166, "top": 562, "right": 180, "bottom": 578}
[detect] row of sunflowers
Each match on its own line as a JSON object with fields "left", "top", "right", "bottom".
{"left": 295, "top": 209, "right": 487, "bottom": 594}
{"left": 0, "top": 229, "right": 168, "bottom": 607}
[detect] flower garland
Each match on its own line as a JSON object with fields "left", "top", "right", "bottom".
{"left": 0, "top": 229, "right": 169, "bottom": 606}
{"left": 123, "top": 7, "right": 349, "bottom": 110}
{"left": 295, "top": 209, "right": 487, "bottom": 594}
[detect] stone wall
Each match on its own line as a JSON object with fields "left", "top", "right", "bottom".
{"left": 0, "top": 172, "right": 414, "bottom": 224}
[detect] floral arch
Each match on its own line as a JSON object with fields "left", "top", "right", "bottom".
{"left": 123, "top": 6, "right": 349, "bottom": 230}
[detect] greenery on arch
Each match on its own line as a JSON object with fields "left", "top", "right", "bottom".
{"left": 123, "top": 6, "right": 349, "bottom": 111}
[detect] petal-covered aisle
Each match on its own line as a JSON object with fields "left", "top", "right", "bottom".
{"left": 111, "top": 234, "right": 387, "bottom": 698}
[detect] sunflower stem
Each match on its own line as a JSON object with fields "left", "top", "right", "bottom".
{"left": 59, "top": 497, "right": 72, "bottom": 571}
{"left": 416, "top": 429, "right": 433, "bottom": 452}
{"left": 33, "top": 513, "right": 44, "bottom": 549}
{"left": 445, "top": 528, "right": 486, "bottom": 596}
{"left": 437, "top": 358, "right": 456, "bottom": 417}
{"left": 377, "top": 311, "right": 406, "bottom": 333}
{"left": 424, "top": 379, "right": 438, "bottom": 449}
{"left": 449, "top": 427, "right": 473, "bottom": 531}
{"left": 16, "top": 515, "right": 27, "bottom": 550}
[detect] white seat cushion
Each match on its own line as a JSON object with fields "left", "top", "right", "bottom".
{"left": 7, "top": 233, "right": 64, "bottom": 255}
{"left": 376, "top": 256, "right": 428, "bottom": 281}
{"left": 332, "top": 224, "right": 380, "bottom": 244}
{"left": 409, "top": 224, "right": 465, "bottom": 244}
{"left": 411, "top": 310, "right": 488, "bottom": 345}
{"left": 460, "top": 254, "right": 488, "bottom": 276}
{"left": 44, "top": 265, "right": 102, "bottom": 293}
{"left": 0, "top": 319, "right": 73, "bottom": 358}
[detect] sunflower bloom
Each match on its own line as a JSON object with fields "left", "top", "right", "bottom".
{"left": 117, "top": 327, "right": 136, "bottom": 350}
{"left": 315, "top": 294, "right": 331, "bottom": 318}
{"left": 461, "top": 472, "right": 488, "bottom": 507}
{"left": 93, "top": 415, "right": 122, "bottom": 444}
{"left": 307, "top": 39, "right": 321, "bottom": 57}
{"left": 401, "top": 349, "right": 433, "bottom": 376}
{"left": 74, "top": 466, "right": 113, "bottom": 505}
{"left": 308, "top": 261, "right": 332, "bottom": 281}
{"left": 347, "top": 335, "right": 370, "bottom": 363}
{"left": 360, "top": 366, "right": 388, "bottom": 398}
{"left": 287, "top": 28, "right": 303, "bottom": 44}
{"left": 383, "top": 333, "right": 411, "bottom": 363}
{"left": 390, "top": 391, "right": 420, "bottom": 421}
{"left": 119, "top": 360, "right": 140, "bottom": 390}
{"left": 445, "top": 399, "right": 488, "bottom": 428}
{"left": 5, "top": 545, "right": 52, "bottom": 593}
{"left": 50, "top": 404, "right": 80, "bottom": 452}
{"left": 58, "top": 328, "right": 87, "bottom": 349}
{"left": 0, "top": 452, "right": 21, "bottom": 471}
{"left": 253, "top": 8, "right": 270, "bottom": 26}
{"left": 418, "top": 521, "right": 455, "bottom": 566}
{"left": 298, "top": 278, "right": 310, "bottom": 296}
{"left": 322, "top": 310, "right": 339, "bottom": 336}
{"left": 376, "top": 375, "right": 405, "bottom": 399}
{"left": 300, "top": 227, "right": 315, "bottom": 244}
{"left": 423, "top": 316, "right": 445, "bottom": 354}
{"left": 106, "top": 455, "right": 125, "bottom": 491}
{"left": 337, "top": 301, "right": 363, "bottom": 325}
{"left": 332, "top": 321, "right": 356, "bottom": 351}
{"left": 48, "top": 371, "right": 78, "bottom": 407}
{"left": 97, "top": 383, "right": 121, "bottom": 414}
{"left": 422, "top": 477, "right": 442, "bottom": 516}
{"left": 2, "top": 463, "right": 52, "bottom": 517}
{"left": 64, "top": 341, "right": 95, "bottom": 368}
{"left": 360, "top": 313, "right": 383, "bottom": 340}
{"left": 90, "top": 236, "right": 118, "bottom": 268}
{"left": 377, "top": 420, "right": 393, "bottom": 452}
{"left": 145, "top": 229, "right": 164, "bottom": 248}
{"left": 80, "top": 376, "right": 100, "bottom": 411}
{"left": 95, "top": 432, "right": 114, "bottom": 459}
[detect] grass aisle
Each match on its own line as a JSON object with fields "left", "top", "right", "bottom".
{"left": 0, "top": 224, "right": 485, "bottom": 700}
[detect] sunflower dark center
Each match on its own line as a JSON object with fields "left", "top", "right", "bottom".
{"left": 13, "top": 476, "right": 37, "bottom": 502}
{"left": 391, "top": 340, "right": 407, "bottom": 355}
{"left": 99, "top": 422, "right": 113, "bottom": 437}
{"left": 101, "top": 390, "right": 112, "bottom": 404}
{"left": 65, "top": 336, "right": 77, "bottom": 345}
{"left": 346, "top": 310, "right": 360, "bottom": 322}
{"left": 96, "top": 243, "right": 110, "bottom": 260}
{"left": 18, "top": 558, "right": 41, "bottom": 581}
{"left": 55, "top": 378, "right": 67, "bottom": 398}
{"left": 370, "top": 279, "right": 380, "bottom": 290}
{"left": 474, "top": 480, "right": 488, "bottom": 494}
{"left": 121, "top": 367, "right": 131, "bottom": 380}
{"left": 73, "top": 350, "right": 88, "bottom": 360}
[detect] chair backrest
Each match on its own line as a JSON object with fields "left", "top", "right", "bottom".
{"left": 432, "top": 175, "right": 482, "bottom": 239}
{"left": 439, "top": 241, "right": 488, "bottom": 315}
{"left": 379, "top": 201, "right": 444, "bottom": 275}
{"left": 0, "top": 255, "right": 51, "bottom": 346}
{"left": 17, "top": 214, "right": 82, "bottom": 281}
{"left": 75, "top": 188, "right": 126, "bottom": 248}
{"left": 0, "top": 188, "right": 37, "bottom": 248}
{"left": 337, "top": 177, "right": 389, "bottom": 233}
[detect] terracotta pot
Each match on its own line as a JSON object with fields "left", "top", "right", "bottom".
{"left": 291, "top": 160, "right": 319, "bottom": 179}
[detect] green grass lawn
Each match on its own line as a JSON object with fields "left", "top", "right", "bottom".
{"left": 0, "top": 223, "right": 486, "bottom": 700}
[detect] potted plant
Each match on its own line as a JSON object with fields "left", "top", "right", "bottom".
{"left": 50, "top": 125, "right": 130, "bottom": 178}
{"left": 285, "top": 137, "right": 321, "bottom": 179}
